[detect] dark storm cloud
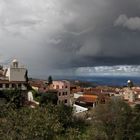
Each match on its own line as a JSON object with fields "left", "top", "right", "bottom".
{"left": 47, "top": 0, "right": 140, "bottom": 68}
{"left": 1, "top": 0, "right": 140, "bottom": 75}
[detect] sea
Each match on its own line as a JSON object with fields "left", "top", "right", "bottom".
{"left": 52, "top": 75, "right": 140, "bottom": 87}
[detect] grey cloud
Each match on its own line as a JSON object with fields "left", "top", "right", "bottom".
{"left": 114, "top": 14, "right": 140, "bottom": 30}
{"left": 76, "top": 38, "right": 101, "bottom": 57}
{"left": 75, "top": 65, "right": 140, "bottom": 76}
{"left": 0, "top": 0, "right": 140, "bottom": 76}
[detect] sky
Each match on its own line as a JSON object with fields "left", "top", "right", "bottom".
{"left": 1, "top": 0, "right": 140, "bottom": 77}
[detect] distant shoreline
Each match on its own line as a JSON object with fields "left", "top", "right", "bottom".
{"left": 29, "top": 75, "right": 140, "bottom": 87}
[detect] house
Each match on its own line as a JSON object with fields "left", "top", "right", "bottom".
{"left": 29, "top": 80, "right": 48, "bottom": 93}
{"left": 29, "top": 80, "right": 73, "bottom": 106}
{"left": 52, "top": 80, "right": 72, "bottom": 106}
{"left": 73, "top": 104, "right": 88, "bottom": 113}
{"left": 74, "top": 92, "right": 84, "bottom": 100}
{"left": 0, "top": 59, "right": 28, "bottom": 91}
{"left": 75, "top": 95, "right": 98, "bottom": 108}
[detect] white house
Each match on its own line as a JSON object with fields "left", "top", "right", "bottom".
{"left": 6, "top": 59, "right": 27, "bottom": 82}
{"left": 0, "top": 59, "right": 28, "bottom": 91}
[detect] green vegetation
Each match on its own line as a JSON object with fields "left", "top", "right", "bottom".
{"left": 48, "top": 75, "right": 53, "bottom": 85}
{"left": 40, "top": 92, "right": 58, "bottom": 106}
{"left": 24, "top": 70, "right": 29, "bottom": 82}
{"left": 31, "top": 89, "right": 58, "bottom": 105}
{"left": 31, "top": 89, "right": 40, "bottom": 102}
{"left": 132, "top": 104, "right": 140, "bottom": 140}
{"left": 0, "top": 104, "right": 87, "bottom": 140}
{"left": 87, "top": 98, "right": 133, "bottom": 140}
{"left": 0, "top": 90, "right": 140, "bottom": 140}
{"left": 0, "top": 89, "right": 23, "bottom": 108}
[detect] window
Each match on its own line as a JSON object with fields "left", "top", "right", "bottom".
{"left": 18, "top": 84, "right": 21, "bottom": 88}
{"left": 65, "top": 86, "right": 68, "bottom": 88}
{"left": 12, "top": 84, "right": 15, "bottom": 88}
{"left": 59, "top": 92, "right": 61, "bottom": 96}
{"left": 63, "top": 92, "right": 65, "bottom": 95}
{"left": 56, "top": 85, "right": 59, "bottom": 89}
{"left": 64, "top": 99, "right": 67, "bottom": 104}
{"left": 5, "top": 84, "right": 9, "bottom": 88}
{"left": 65, "top": 92, "right": 67, "bottom": 95}
{"left": 0, "top": 84, "right": 2, "bottom": 88}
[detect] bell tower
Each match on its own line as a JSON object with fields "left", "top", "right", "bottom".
{"left": 12, "top": 59, "right": 18, "bottom": 68}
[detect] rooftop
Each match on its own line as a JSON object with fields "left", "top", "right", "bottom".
{"left": 76, "top": 95, "right": 98, "bottom": 103}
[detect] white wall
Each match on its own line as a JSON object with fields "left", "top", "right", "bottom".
{"left": 74, "top": 92, "right": 83, "bottom": 99}
{"left": 73, "top": 104, "right": 88, "bottom": 113}
{"left": 8, "top": 68, "right": 26, "bottom": 81}
{"left": 27, "top": 91, "right": 39, "bottom": 105}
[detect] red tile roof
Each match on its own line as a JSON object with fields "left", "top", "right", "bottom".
{"left": 76, "top": 95, "right": 98, "bottom": 103}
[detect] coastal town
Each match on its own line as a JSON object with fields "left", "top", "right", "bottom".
{"left": 0, "top": 59, "right": 140, "bottom": 139}
{"left": 1, "top": 0, "right": 140, "bottom": 139}
{"left": 0, "top": 59, "right": 140, "bottom": 113}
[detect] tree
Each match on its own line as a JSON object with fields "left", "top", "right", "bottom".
{"left": 88, "top": 98, "right": 133, "bottom": 140}
{"left": 131, "top": 104, "right": 140, "bottom": 140}
{"left": 48, "top": 75, "right": 53, "bottom": 85}
{"left": 3, "top": 89, "right": 23, "bottom": 108}
{"left": 24, "top": 70, "right": 29, "bottom": 82}
{"left": 39, "top": 92, "right": 58, "bottom": 106}
{"left": 0, "top": 106, "right": 63, "bottom": 140}
{"left": 0, "top": 102, "right": 90, "bottom": 140}
{"left": 57, "top": 104, "right": 73, "bottom": 128}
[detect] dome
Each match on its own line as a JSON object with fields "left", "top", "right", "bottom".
{"left": 12, "top": 59, "right": 18, "bottom": 63}
{"left": 12, "top": 59, "right": 19, "bottom": 68}
{"left": 127, "top": 80, "right": 131, "bottom": 83}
